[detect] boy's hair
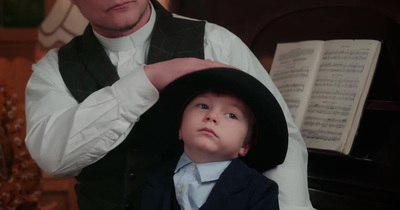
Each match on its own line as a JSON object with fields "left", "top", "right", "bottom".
{"left": 178, "top": 89, "right": 257, "bottom": 154}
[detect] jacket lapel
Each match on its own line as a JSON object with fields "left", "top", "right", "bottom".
{"left": 142, "top": 159, "right": 181, "bottom": 210}
{"left": 79, "top": 26, "right": 120, "bottom": 88}
{"left": 147, "top": 0, "right": 205, "bottom": 64}
{"left": 200, "top": 159, "right": 251, "bottom": 210}
{"left": 146, "top": 0, "right": 180, "bottom": 64}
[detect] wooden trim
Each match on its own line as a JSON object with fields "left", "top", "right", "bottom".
{"left": 0, "top": 28, "right": 38, "bottom": 60}
{"left": 365, "top": 100, "right": 400, "bottom": 111}
{"left": 0, "top": 28, "right": 38, "bottom": 42}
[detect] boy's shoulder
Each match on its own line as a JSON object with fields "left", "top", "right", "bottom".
{"left": 223, "top": 159, "right": 278, "bottom": 188}
{"left": 205, "top": 159, "right": 279, "bottom": 209}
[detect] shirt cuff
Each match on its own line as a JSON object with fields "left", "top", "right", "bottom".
{"left": 112, "top": 65, "right": 159, "bottom": 120}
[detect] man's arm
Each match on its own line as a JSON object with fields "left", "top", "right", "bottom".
{"left": 25, "top": 49, "right": 159, "bottom": 176}
{"left": 25, "top": 50, "right": 232, "bottom": 177}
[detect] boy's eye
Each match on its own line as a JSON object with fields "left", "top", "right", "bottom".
{"left": 197, "top": 104, "right": 208, "bottom": 109}
{"left": 226, "top": 113, "right": 237, "bottom": 119}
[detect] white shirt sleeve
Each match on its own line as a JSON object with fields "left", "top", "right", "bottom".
{"left": 25, "top": 49, "right": 159, "bottom": 176}
{"left": 203, "top": 22, "right": 315, "bottom": 210}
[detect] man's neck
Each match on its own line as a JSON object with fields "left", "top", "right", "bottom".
{"left": 92, "top": 3, "right": 152, "bottom": 38}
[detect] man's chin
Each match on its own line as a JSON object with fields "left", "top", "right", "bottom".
{"left": 111, "top": 24, "right": 136, "bottom": 33}
{"left": 92, "top": 22, "right": 137, "bottom": 36}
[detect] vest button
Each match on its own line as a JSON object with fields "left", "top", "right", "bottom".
{"left": 127, "top": 172, "right": 136, "bottom": 180}
{"left": 124, "top": 203, "right": 133, "bottom": 210}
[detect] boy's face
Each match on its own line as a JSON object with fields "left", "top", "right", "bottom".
{"left": 179, "top": 92, "right": 251, "bottom": 163}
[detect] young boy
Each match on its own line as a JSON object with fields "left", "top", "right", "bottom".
{"left": 140, "top": 68, "right": 288, "bottom": 210}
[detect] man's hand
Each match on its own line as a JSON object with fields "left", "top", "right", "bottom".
{"left": 144, "top": 58, "right": 236, "bottom": 90}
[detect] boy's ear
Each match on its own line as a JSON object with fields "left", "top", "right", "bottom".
{"left": 238, "top": 144, "right": 249, "bottom": 157}
{"left": 178, "top": 130, "right": 182, "bottom": 140}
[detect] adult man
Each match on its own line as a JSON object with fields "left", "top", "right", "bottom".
{"left": 25, "top": 0, "right": 313, "bottom": 209}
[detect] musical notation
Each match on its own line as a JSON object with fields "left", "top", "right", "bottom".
{"left": 319, "top": 63, "right": 365, "bottom": 73}
{"left": 272, "top": 68, "right": 309, "bottom": 81}
{"left": 311, "top": 90, "right": 356, "bottom": 101}
{"left": 322, "top": 49, "right": 369, "bottom": 61}
{"left": 314, "top": 78, "right": 360, "bottom": 89}
{"left": 303, "top": 120, "right": 346, "bottom": 129}
{"left": 301, "top": 129, "right": 343, "bottom": 141}
{"left": 278, "top": 48, "right": 315, "bottom": 61}
{"left": 269, "top": 39, "right": 381, "bottom": 154}
{"left": 277, "top": 84, "right": 305, "bottom": 93}
{"left": 285, "top": 99, "right": 301, "bottom": 109}
{"left": 307, "top": 104, "right": 351, "bottom": 115}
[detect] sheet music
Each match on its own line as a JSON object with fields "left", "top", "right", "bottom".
{"left": 302, "top": 40, "right": 381, "bottom": 153}
{"left": 269, "top": 41, "right": 324, "bottom": 126}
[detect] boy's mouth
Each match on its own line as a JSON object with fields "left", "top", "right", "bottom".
{"left": 198, "top": 127, "right": 218, "bottom": 138}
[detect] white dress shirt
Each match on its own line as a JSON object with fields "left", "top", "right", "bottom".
{"left": 25, "top": 3, "right": 314, "bottom": 210}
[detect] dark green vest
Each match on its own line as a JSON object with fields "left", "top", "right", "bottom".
{"left": 58, "top": 1, "right": 205, "bottom": 209}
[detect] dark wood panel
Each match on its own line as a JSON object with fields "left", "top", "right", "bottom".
{"left": 0, "top": 29, "right": 37, "bottom": 60}
{"left": 309, "top": 188, "right": 400, "bottom": 210}
{"left": 174, "top": 0, "right": 400, "bottom": 46}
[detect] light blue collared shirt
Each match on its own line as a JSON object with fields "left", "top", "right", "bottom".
{"left": 173, "top": 153, "right": 231, "bottom": 210}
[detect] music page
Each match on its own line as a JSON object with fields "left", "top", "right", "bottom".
{"left": 269, "top": 41, "right": 324, "bottom": 126}
{"left": 302, "top": 40, "right": 381, "bottom": 154}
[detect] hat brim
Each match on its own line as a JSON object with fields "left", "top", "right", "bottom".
{"left": 137, "top": 67, "right": 288, "bottom": 172}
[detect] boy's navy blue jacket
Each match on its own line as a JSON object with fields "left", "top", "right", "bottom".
{"left": 141, "top": 158, "right": 279, "bottom": 210}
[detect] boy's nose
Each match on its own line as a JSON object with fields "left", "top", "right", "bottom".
{"left": 204, "top": 113, "right": 218, "bottom": 124}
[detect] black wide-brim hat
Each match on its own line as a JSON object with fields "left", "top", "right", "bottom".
{"left": 136, "top": 67, "right": 288, "bottom": 172}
